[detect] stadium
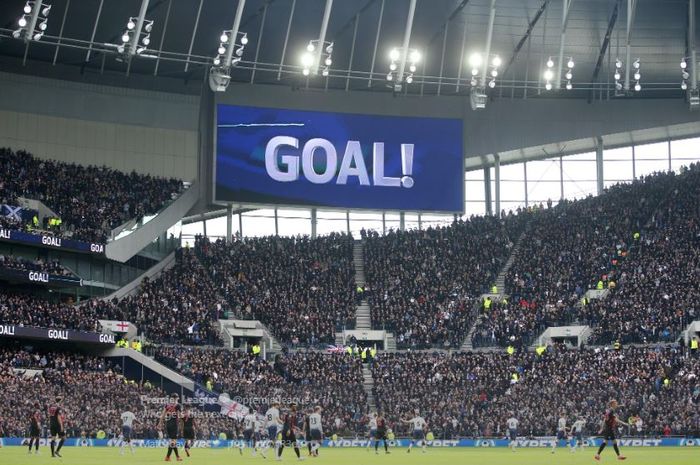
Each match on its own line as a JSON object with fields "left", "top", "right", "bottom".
{"left": 0, "top": 0, "right": 699, "bottom": 464}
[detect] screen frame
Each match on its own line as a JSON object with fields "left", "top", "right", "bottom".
{"left": 211, "top": 103, "right": 465, "bottom": 215}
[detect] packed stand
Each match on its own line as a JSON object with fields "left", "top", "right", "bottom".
{"left": 0, "top": 253, "right": 75, "bottom": 276}
{"left": 362, "top": 215, "right": 525, "bottom": 349}
{"left": 370, "top": 346, "right": 699, "bottom": 438}
{"left": 0, "top": 248, "right": 225, "bottom": 346}
{"left": 0, "top": 347, "right": 158, "bottom": 438}
{"left": 154, "top": 346, "right": 367, "bottom": 435}
{"left": 473, "top": 170, "right": 681, "bottom": 347}
{"left": 0, "top": 291, "right": 101, "bottom": 332}
{"left": 0, "top": 148, "right": 184, "bottom": 243}
{"left": 490, "top": 346, "right": 699, "bottom": 437}
{"left": 90, "top": 247, "right": 226, "bottom": 345}
{"left": 584, "top": 164, "right": 700, "bottom": 344}
{"left": 195, "top": 234, "right": 356, "bottom": 346}
{"left": 370, "top": 351, "right": 527, "bottom": 437}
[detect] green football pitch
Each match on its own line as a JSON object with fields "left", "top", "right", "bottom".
{"left": 1, "top": 446, "right": 697, "bottom": 465}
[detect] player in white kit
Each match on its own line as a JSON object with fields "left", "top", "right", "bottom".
{"left": 308, "top": 406, "right": 323, "bottom": 457}
{"left": 506, "top": 414, "right": 519, "bottom": 452}
{"left": 571, "top": 417, "right": 586, "bottom": 452}
{"left": 265, "top": 402, "right": 282, "bottom": 458}
{"left": 366, "top": 412, "right": 378, "bottom": 451}
{"left": 402, "top": 409, "right": 427, "bottom": 454}
{"left": 552, "top": 412, "right": 568, "bottom": 453}
{"left": 120, "top": 410, "right": 136, "bottom": 456}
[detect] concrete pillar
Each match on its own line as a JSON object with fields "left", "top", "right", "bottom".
{"left": 484, "top": 167, "right": 493, "bottom": 215}
{"left": 311, "top": 208, "right": 317, "bottom": 238}
{"left": 494, "top": 154, "right": 501, "bottom": 218}
{"left": 595, "top": 136, "right": 604, "bottom": 195}
{"left": 226, "top": 204, "right": 233, "bottom": 243}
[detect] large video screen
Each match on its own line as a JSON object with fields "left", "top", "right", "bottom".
{"left": 214, "top": 104, "right": 464, "bottom": 212}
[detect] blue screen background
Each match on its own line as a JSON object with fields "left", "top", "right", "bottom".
{"left": 215, "top": 104, "right": 464, "bottom": 212}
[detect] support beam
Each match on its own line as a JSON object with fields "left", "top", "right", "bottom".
{"left": 399, "top": 212, "right": 405, "bottom": 231}
{"left": 690, "top": 0, "right": 697, "bottom": 91}
{"left": 624, "top": 0, "right": 638, "bottom": 91}
{"left": 277, "top": 0, "right": 296, "bottom": 80}
{"left": 595, "top": 136, "right": 604, "bottom": 195}
{"left": 129, "top": 0, "right": 150, "bottom": 57}
{"left": 555, "top": 0, "right": 574, "bottom": 89}
{"left": 52, "top": 0, "right": 70, "bottom": 65}
{"left": 494, "top": 154, "right": 501, "bottom": 218}
{"left": 224, "top": 0, "right": 247, "bottom": 68}
{"left": 345, "top": 14, "right": 359, "bottom": 91}
{"left": 26, "top": 0, "right": 43, "bottom": 42}
{"left": 226, "top": 204, "right": 233, "bottom": 243}
{"left": 84, "top": 0, "right": 104, "bottom": 62}
{"left": 153, "top": 0, "right": 172, "bottom": 76}
{"left": 397, "top": 0, "right": 417, "bottom": 83}
{"left": 314, "top": 0, "right": 334, "bottom": 74}
{"left": 250, "top": 3, "right": 268, "bottom": 82}
{"left": 183, "top": 0, "right": 203, "bottom": 72}
{"left": 311, "top": 208, "right": 317, "bottom": 238}
{"left": 367, "top": 0, "right": 385, "bottom": 87}
{"left": 588, "top": 1, "right": 619, "bottom": 101}
{"left": 481, "top": 0, "right": 497, "bottom": 86}
{"left": 503, "top": 0, "right": 550, "bottom": 76}
{"left": 484, "top": 167, "right": 493, "bottom": 215}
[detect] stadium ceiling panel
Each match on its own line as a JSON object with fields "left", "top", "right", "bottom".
{"left": 0, "top": 0, "right": 693, "bottom": 98}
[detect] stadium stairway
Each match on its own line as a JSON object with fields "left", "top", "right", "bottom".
{"left": 105, "top": 181, "right": 199, "bottom": 263}
{"left": 361, "top": 365, "right": 377, "bottom": 412}
{"left": 101, "top": 346, "right": 196, "bottom": 392}
{"left": 353, "top": 240, "right": 372, "bottom": 330}
{"left": 462, "top": 230, "right": 528, "bottom": 351}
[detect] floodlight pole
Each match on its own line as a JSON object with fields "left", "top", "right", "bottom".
{"left": 481, "top": 0, "right": 497, "bottom": 86}
{"left": 129, "top": 0, "right": 150, "bottom": 56}
{"left": 624, "top": 0, "right": 637, "bottom": 91}
{"left": 314, "top": 0, "right": 334, "bottom": 74}
{"left": 690, "top": 0, "right": 697, "bottom": 91}
{"left": 224, "top": 0, "right": 247, "bottom": 67}
{"left": 397, "top": 0, "right": 417, "bottom": 83}
{"left": 26, "top": 0, "right": 43, "bottom": 41}
{"left": 555, "top": 0, "right": 573, "bottom": 89}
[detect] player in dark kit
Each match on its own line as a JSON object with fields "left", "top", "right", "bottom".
{"left": 374, "top": 412, "right": 391, "bottom": 454}
{"left": 277, "top": 403, "right": 304, "bottom": 460}
{"left": 27, "top": 405, "right": 41, "bottom": 454}
{"left": 595, "top": 399, "right": 629, "bottom": 461}
{"left": 304, "top": 409, "right": 313, "bottom": 456}
{"left": 182, "top": 407, "right": 196, "bottom": 457}
{"left": 48, "top": 397, "right": 66, "bottom": 458}
{"left": 160, "top": 394, "right": 182, "bottom": 462}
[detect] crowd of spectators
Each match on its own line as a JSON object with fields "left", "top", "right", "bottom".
{"left": 371, "top": 351, "right": 524, "bottom": 437}
{"left": 90, "top": 248, "right": 226, "bottom": 345}
{"left": 0, "top": 148, "right": 184, "bottom": 243}
{"left": 153, "top": 346, "right": 367, "bottom": 435}
{"left": 0, "top": 347, "right": 166, "bottom": 438}
{"left": 0, "top": 346, "right": 241, "bottom": 440}
{"left": 370, "top": 346, "right": 700, "bottom": 438}
{"left": 362, "top": 215, "right": 525, "bottom": 349}
{"left": 473, "top": 169, "right": 685, "bottom": 347}
{"left": 0, "top": 291, "right": 101, "bottom": 332}
{"left": 0, "top": 253, "right": 75, "bottom": 276}
{"left": 584, "top": 164, "right": 700, "bottom": 344}
{"left": 195, "top": 234, "right": 356, "bottom": 346}
{"left": 0, "top": 248, "right": 224, "bottom": 345}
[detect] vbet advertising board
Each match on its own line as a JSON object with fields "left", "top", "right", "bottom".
{"left": 1, "top": 437, "right": 698, "bottom": 448}
{"left": 214, "top": 104, "right": 464, "bottom": 213}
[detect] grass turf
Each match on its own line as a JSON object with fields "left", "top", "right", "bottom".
{"left": 0, "top": 446, "right": 696, "bottom": 465}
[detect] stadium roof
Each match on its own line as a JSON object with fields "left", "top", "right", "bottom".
{"left": 0, "top": 0, "right": 693, "bottom": 98}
